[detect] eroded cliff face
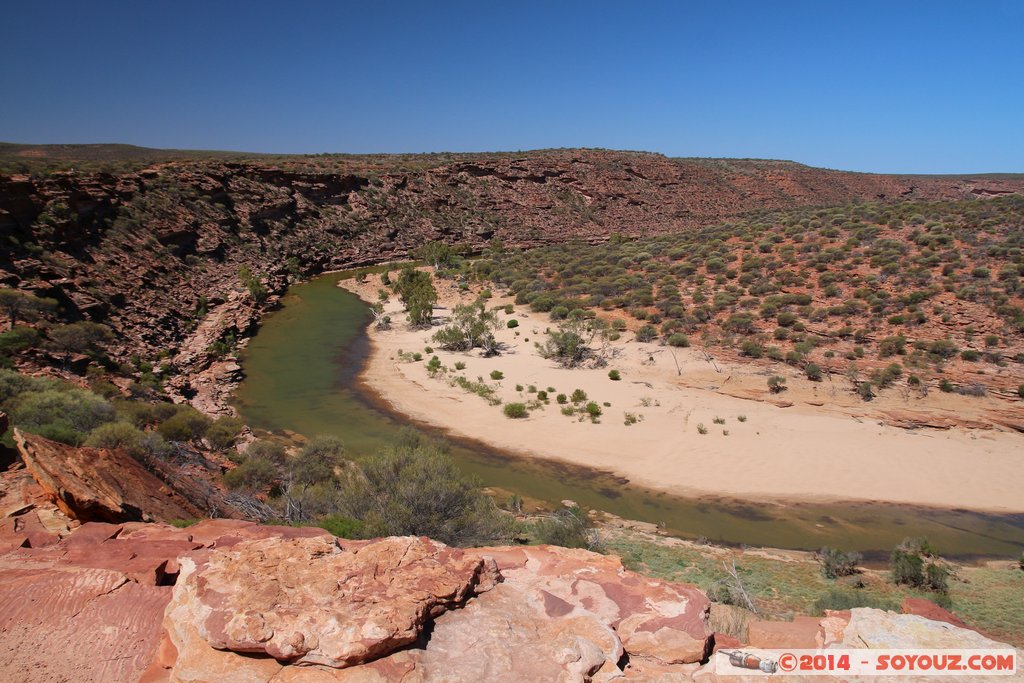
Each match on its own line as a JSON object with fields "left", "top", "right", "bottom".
{"left": 3, "top": 150, "right": 1022, "bottom": 399}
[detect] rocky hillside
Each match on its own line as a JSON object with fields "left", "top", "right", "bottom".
{"left": 3, "top": 149, "right": 1023, "bottom": 400}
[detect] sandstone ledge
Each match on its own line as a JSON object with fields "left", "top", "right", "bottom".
{"left": 0, "top": 519, "right": 1017, "bottom": 682}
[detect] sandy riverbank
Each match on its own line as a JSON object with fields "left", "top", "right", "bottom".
{"left": 340, "top": 273, "right": 1024, "bottom": 512}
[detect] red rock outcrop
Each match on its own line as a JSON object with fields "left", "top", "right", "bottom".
{"left": 0, "top": 517, "right": 1018, "bottom": 682}
{"left": 0, "top": 519, "right": 333, "bottom": 683}
{"left": 157, "top": 541, "right": 714, "bottom": 681}
{"left": 900, "top": 597, "right": 973, "bottom": 631}
{"left": 479, "top": 545, "right": 714, "bottom": 667}
{"left": 13, "top": 429, "right": 207, "bottom": 523}
{"left": 170, "top": 535, "right": 498, "bottom": 668}
{"left": 0, "top": 561, "right": 170, "bottom": 682}
{"left": 0, "top": 518, "right": 715, "bottom": 682}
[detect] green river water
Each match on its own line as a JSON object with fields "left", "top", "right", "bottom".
{"left": 233, "top": 271, "right": 1024, "bottom": 558}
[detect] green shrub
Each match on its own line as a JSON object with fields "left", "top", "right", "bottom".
{"left": 290, "top": 435, "right": 345, "bottom": 486}
{"left": 928, "top": 339, "right": 959, "bottom": 359}
{"left": 14, "top": 388, "right": 116, "bottom": 445}
{"left": 536, "top": 318, "right": 593, "bottom": 367}
{"left": 489, "top": 370, "right": 504, "bottom": 380}
{"left": 223, "top": 456, "right": 278, "bottom": 491}
{"left": 608, "top": 370, "right": 621, "bottom": 381}
{"left": 157, "top": 406, "right": 211, "bottom": 442}
{"left": 740, "top": 340, "right": 764, "bottom": 358}
{"left": 334, "top": 440, "right": 511, "bottom": 546}
{"left": 89, "top": 380, "right": 121, "bottom": 399}
{"left": 206, "top": 416, "right": 244, "bottom": 449}
{"left": 871, "top": 363, "right": 902, "bottom": 388}
{"left": 393, "top": 266, "right": 438, "bottom": 327}
{"left": 667, "top": 333, "right": 690, "bottom": 347}
{"left": 926, "top": 563, "right": 950, "bottom": 593}
{"left": 506, "top": 319, "right": 519, "bottom": 328}
{"left": 570, "top": 389, "right": 587, "bottom": 403}
{"left": 635, "top": 325, "right": 658, "bottom": 342}
{"left": 312, "top": 514, "right": 362, "bottom": 539}
{"left": 0, "top": 369, "right": 54, "bottom": 408}
{"left": 531, "top": 506, "right": 594, "bottom": 549}
{"left": 168, "top": 518, "right": 201, "bottom": 528}
{"left": 776, "top": 311, "right": 798, "bottom": 327}
{"left": 723, "top": 313, "right": 755, "bottom": 333}
{"left": 939, "top": 379, "right": 954, "bottom": 393}
{"left": 817, "top": 546, "right": 862, "bottom": 579}
{"left": 584, "top": 401, "right": 602, "bottom": 418}
{"left": 878, "top": 335, "right": 907, "bottom": 358}
{"left": 767, "top": 375, "right": 787, "bottom": 393}
{"left": 891, "top": 548, "right": 924, "bottom": 587}
{"left": 556, "top": 393, "right": 568, "bottom": 404}
{"left": 47, "top": 321, "right": 114, "bottom": 360}
{"left": 245, "top": 439, "right": 287, "bottom": 465}
{"left": 857, "top": 381, "right": 875, "bottom": 401}
{"left": 805, "top": 362, "right": 823, "bottom": 381}
{"left": 137, "top": 432, "right": 174, "bottom": 459}
{"left": 454, "top": 361, "right": 466, "bottom": 370}
{"left": 84, "top": 421, "right": 144, "bottom": 452}
{"left": 813, "top": 589, "right": 897, "bottom": 614}
{"left": 503, "top": 402, "right": 528, "bottom": 419}
{"left": 0, "top": 326, "right": 40, "bottom": 356}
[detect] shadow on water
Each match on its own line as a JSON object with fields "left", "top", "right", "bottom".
{"left": 233, "top": 271, "right": 1024, "bottom": 558}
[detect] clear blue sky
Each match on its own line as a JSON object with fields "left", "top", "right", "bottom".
{"left": 3, "top": 1, "right": 1022, "bottom": 173}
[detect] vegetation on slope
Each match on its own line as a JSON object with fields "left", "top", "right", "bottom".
{"left": 459, "top": 196, "right": 1024, "bottom": 399}
{"left": 602, "top": 528, "right": 1024, "bottom": 647}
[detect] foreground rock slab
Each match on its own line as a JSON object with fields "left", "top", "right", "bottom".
{"left": 478, "top": 545, "right": 714, "bottom": 667}
{"left": 167, "top": 535, "right": 498, "bottom": 668}
{"left": 1, "top": 517, "right": 1019, "bottom": 682}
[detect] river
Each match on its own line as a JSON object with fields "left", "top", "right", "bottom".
{"left": 233, "top": 270, "right": 1024, "bottom": 558}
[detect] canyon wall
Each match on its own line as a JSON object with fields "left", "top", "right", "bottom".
{"left": 2, "top": 150, "right": 1023, "bottom": 397}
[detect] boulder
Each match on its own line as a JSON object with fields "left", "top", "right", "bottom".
{"left": 0, "top": 465, "right": 76, "bottom": 551}
{"left": 407, "top": 581, "right": 624, "bottom": 681}
{"left": 14, "top": 429, "right": 206, "bottom": 523}
{"left": 166, "top": 535, "right": 499, "bottom": 669}
{"left": 157, "top": 539, "right": 713, "bottom": 681}
{"left": 477, "top": 545, "right": 713, "bottom": 667}
{"left": 832, "top": 608, "right": 1016, "bottom": 650}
